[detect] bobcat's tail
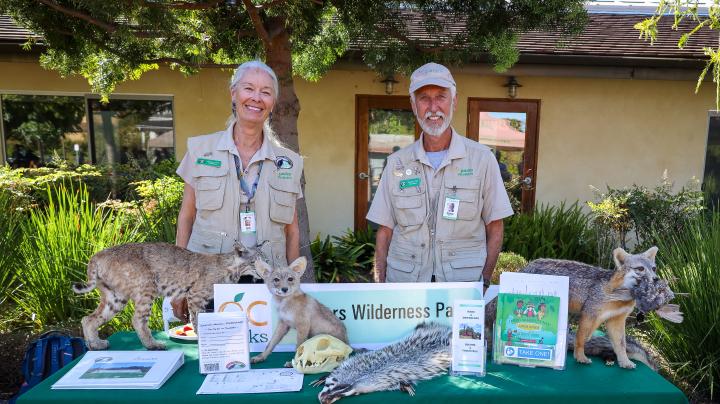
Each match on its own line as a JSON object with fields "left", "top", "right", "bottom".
{"left": 567, "top": 332, "right": 657, "bottom": 371}
{"left": 73, "top": 257, "right": 100, "bottom": 294}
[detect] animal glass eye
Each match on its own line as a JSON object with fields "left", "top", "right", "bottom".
{"left": 288, "top": 277, "right": 294, "bottom": 282}
{"left": 273, "top": 278, "right": 280, "bottom": 283}
{"left": 635, "top": 267, "right": 645, "bottom": 271}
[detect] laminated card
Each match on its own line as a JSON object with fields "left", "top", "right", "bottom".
{"left": 493, "top": 272, "right": 569, "bottom": 369}
{"left": 451, "top": 299, "right": 486, "bottom": 376}
{"left": 198, "top": 312, "right": 250, "bottom": 374}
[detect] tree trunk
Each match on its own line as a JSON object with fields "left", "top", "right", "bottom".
{"left": 265, "top": 20, "right": 315, "bottom": 283}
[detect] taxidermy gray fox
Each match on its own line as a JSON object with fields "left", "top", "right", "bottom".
{"left": 521, "top": 246, "right": 669, "bottom": 369}
{"left": 250, "top": 257, "right": 349, "bottom": 365}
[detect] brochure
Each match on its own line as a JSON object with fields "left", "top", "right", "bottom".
{"left": 493, "top": 272, "right": 569, "bottom": 369}
{"left": 197, "top": 312, "right": 250, "bottom": 374}
{"left": 51, "top": 350, "right": 184, "bottom": 389}
{"left": 196, "top": 368, "right": 304, "bottom": 394}
{"left": 451, "top": 299, "right": 486, "bottom": 376}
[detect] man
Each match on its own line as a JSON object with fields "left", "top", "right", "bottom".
{"left": 366, "top": 63, "right": 513, "bottom": 288}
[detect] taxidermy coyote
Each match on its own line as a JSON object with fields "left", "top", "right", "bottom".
{"left": 520, "top": 246, "right": 681, "bottom": 369}
{"left": 250, "top": 256, "right": 348, "bottom": 366}
{"left": 74, "top": 243, "right": 256, "bottom": 350}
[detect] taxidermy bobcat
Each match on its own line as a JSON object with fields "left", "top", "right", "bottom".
{"left": 250, "top": 257, "right": 349, "bottom": 366}
{"left": 74, "top": 242, "right": 256, "bottom": 350}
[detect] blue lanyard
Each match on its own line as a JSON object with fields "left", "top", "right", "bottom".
{"left": 233, "top": 154, "right": 263, "bottom": 203}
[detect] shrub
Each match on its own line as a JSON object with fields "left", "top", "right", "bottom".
{"left": 491, "top": 252, "right": 528, "bottom": 284}
{"left": 11, "top": 183, "right": 145, "bottom": 329}
{"left": 588, "top": 173, "right": 704, "bottom": 266}
{"left": 503, "top": 202, "right": 598, "bottom": 265}
{"left": 0, "top": 190, "right": 24, "bottom": 306}
{"left": 644, "top": 211, "right": 720, "bottom": 402}
{"left": 312, "top": 226, "right": 375, "bottom": 283}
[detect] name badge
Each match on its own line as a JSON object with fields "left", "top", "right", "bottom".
{"left": 196, "top": 158, "right": 222, "bottom": 167}
{"left": 240, "top": 211, "right": 256, "bottom": 233}
{"left": 399, "top": 177, "right": 421, "bottom": 190}
{"left": 443, "top": 197, "right": 460, "bottom": 220}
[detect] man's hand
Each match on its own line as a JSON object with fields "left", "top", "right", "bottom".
{"left": 483, "top": 219, "right": 504, "bottom": 282}
{"left": 171, "top": 297, "right": 189, "bottom": 323}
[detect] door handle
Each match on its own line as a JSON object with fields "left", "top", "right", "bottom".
{"left": 521, "top": 175, "right": 533, "bottom": 190}
{"left": 358, "top": 172, "right": 370, "bottom": 180}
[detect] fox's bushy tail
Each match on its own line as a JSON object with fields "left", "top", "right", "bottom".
{"left": 567, "top": 332, "right": 657, "bottom": 371}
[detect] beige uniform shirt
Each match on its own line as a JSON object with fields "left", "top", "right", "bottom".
{"left": 367, "top": 129, "right": 513, "bottom": 282}
{"left": 177, "top": 122, "right": 303, "bottom": 267}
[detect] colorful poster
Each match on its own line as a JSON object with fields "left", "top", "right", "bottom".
{"left": 493, "top": 273, "right": 568, "bottom": 369}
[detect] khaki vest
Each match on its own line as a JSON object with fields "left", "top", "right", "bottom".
{"left": 184, "top": 131, "right": 302, "bottom": 268}
{"left": 385, "top": 136, "right": 491, "bottom": 282}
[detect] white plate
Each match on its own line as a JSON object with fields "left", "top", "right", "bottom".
{"left": 168, "top": 324, "right": 198, "bottom": 341}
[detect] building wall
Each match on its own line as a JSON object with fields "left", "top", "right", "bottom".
{"left": 0, "top": 58, "right": 713, "bottom": 238}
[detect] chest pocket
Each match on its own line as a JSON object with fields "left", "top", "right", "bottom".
{"left": 193, "top": 164, "right": 229, "bottom": 211}
{"left": 390, "top": 176, "right": 427, "bottom": 227}
{"left": 269, "top": 178, "right": 300, "bottom": 224}
{"left": 444, "top": 176, "right": 481, "bottom": 220}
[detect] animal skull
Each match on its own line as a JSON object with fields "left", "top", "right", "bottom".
{"left": 291, "top": 334, "right": 352, "bottom": 374}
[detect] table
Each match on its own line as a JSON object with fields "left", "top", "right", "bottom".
{"left": 19, "top": 331, "right": 687, "bottom": 404}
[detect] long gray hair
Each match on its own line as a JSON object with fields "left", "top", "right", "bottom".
{"left": 227, "top": 60, "right": 283, "bottom": 147}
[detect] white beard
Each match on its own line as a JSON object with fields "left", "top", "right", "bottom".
{"left": 417, "top": 101, "right": 454, "bottom": 137}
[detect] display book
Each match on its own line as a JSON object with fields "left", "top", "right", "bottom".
{"left": 51, "top": 350, "right": 184, "bottom": 389}
{"left": 492, "top": 272, "right": 569, "bottom": 369}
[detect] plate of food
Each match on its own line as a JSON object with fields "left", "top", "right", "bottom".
{"left": 168, "top": 324, "right": 198, "bottom": 341}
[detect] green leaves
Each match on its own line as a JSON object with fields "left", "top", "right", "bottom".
{"left": 635, "top": 1, "right": 720, "bottom": 109}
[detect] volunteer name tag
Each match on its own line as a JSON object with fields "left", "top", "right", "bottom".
{"left": 240, "top": 211, "right": 256, "bottom": 233}
{"left": 399, "top": 177, "right": 421, "bottom": 190}
{"left": 197, "top": 158, "right": 222, "bottom": 167}
{"left": 443, "top": 197, "right": 459, "bottom": 220}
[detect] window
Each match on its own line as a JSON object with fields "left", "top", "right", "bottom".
{"left": 1, "top": 94, "right": 87, "bottom": 167}
{"left": 1, "top": 94, "right": 174, "bottom": 167}
{"left": 704, "top": 112, "right": 720, "bottom": 209}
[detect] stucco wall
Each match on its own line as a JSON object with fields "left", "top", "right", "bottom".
{"left": 0, "top": 58, "right": 713, "bottom": 238}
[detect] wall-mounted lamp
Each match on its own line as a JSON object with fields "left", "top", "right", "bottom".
{"left": 503, "top": 76, "right": 522, "bottom": 99}
{"left": 381, "top": 75, "right": 398, "bottom": 95}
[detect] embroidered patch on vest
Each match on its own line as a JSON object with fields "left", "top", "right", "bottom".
{"left": 275, "top": 156, "right": 293, "bottom": 169}
{"left": 399, "top": 177, "right": 421, "bottom": 190}
{"left": 277, "top": 172, "right": 292, "bottom": 180}
{"left": 196, "top": 158, "right": 221, "bottom": 167}
{"left": 458, "top": 168, "right": 474, "bottom": 176}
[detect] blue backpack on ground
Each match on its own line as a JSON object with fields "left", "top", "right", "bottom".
{"left": 10, "top": 330, "right": 87, "bottom": 403}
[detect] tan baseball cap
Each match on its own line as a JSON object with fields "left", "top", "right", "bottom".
{"left": 409, "top": 62, "right": 456, "bottom": 94}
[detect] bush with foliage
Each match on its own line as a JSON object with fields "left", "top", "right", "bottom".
{"left": 0, "top": 190, "right": 23, "bottom": 306}
{"left": 503, "top": 202, "right": 598, "bottom": 265}
{"left": 312, "top": 226, "right": 375, "bottom": 283}
{"left": 9, "top": 183, "right": 145, "bottom": 330}
{"left": 588, "top": 173, "right": 704, "bottom": 266}
{"left": 491, "top": 252, "right": 528, "bottom": 284}
{"left": 645, "top": 211, "right": 720, "bottom": 402}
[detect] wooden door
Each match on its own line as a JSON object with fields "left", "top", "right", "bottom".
{"left": 355, "top": 95, "right": 419, "bottom": 229}
{"left": 467, "top": 98, "right": 540, "bottom": 212}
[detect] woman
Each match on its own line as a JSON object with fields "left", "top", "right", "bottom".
{"left": 172, "top": 61, "right": 303, "bottom": 320}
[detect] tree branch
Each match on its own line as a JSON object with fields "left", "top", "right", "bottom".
{"left": 37, "top": 0, "right": 117, "bottom": 33}
{"left": 144, "top": 57, "right": 237, "bottom": 68}
{"left": 141, "top": 0, "right": 223, "bottom": 10}
{"left": 242, "top": 0, "right": 270, "bottom": 46}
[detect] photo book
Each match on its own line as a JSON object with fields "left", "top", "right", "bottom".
{"left": 492, "top": 272, "right": 569, "bottom": 369}
{"left": 51, "top": 350, "right": 184, "bottom": 389}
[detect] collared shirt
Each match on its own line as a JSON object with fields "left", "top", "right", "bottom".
{"left": 367, "top": 128, "right": 513, "bottom": 231}
{"left": 176, "top": 122, "right": 303, "bottom": 250}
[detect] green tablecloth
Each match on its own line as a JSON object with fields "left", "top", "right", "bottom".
{"left": 19, "top": 331, "right": 687, "bottom": 404}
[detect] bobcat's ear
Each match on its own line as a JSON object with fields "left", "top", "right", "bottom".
{"left": 254, "top": 258, "right": 273, "bottom": 278}
{"left": 643, "top": 246, "right": 659, "bottom": 262}
{"left": 613, "top": 247, "right": 628, "bottom": 269}
{"left": 288, "top": 256, "right": 307, "bottom": 276}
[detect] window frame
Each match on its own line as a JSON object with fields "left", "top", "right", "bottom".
{"left": 0, "top": 91, "right": 175, "bottom": 165}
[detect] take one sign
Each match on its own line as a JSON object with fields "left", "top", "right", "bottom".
{"left": 214, "top": 282, "right": 483, "bottom": 352}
